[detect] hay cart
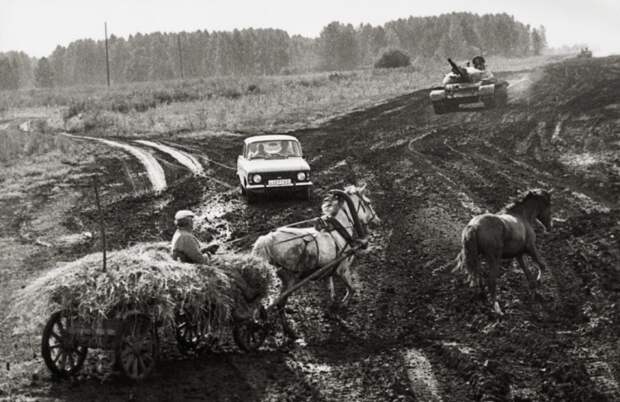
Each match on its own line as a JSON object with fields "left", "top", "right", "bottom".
{"left": 41, "top": 178, "right": 160, "bottom": 381}
{"left": 175, "top": 247, "right": 360, "bottom": 354}
{"left": 41, "top": 310, "right": 159, "bottom": 381}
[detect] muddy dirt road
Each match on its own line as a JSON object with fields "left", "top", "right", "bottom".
{"left": 1, "top": 56, "right": 619, "bottom": 401}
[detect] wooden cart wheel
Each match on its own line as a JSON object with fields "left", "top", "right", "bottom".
{"left": 175, "top": 308, "right": 217, "bottom": 355}
{"left": 115, "top": 314, "right": 158, "bottom": 381}
{"left": 41, "top": 311, "right": 87, "bottom": 377}
{"left": 233, "top": 305, "right": 268, "bottom": 352}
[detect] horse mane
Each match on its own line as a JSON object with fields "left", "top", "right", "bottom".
{"left": 501, "top": 188, "right": 549, "bottom": 213}
{"left": 321, "top": 193, "right": 339, "bottom": 217}
{"left": 320, "top": 184, "right": 370, "bottom": 217}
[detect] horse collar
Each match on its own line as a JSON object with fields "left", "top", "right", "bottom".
{"left": 329, "top": 189, "right": 367, "bottom": 240}
{"left": 326, "top": 216, "right": 356, "bottom": 246}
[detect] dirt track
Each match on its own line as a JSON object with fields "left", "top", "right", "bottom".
{"left": 1, "top": 56, "right": 619, "bottom": 401}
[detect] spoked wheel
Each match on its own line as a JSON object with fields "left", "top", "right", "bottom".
{"left": 175, "top": 308, "right": 217, "bottom": 355}
{"left": 233, "top": 304, "right": 268, "bottom": 352}
{"left": 41, "top": 311, "right": 88, "bottom": 377}
{"left": 115, "top": 314, "right": 158, "bottom": 381}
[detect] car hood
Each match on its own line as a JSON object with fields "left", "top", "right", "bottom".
{"left": 245, "top": 157, "right": 310, "bottom": 173}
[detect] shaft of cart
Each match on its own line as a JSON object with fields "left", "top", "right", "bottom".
{"left": 267, "top": 246, "right": 361, "bottom": 311}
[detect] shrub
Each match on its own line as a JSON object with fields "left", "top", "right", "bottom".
{"left": 374, "top": 49, "right": 411, "bottom": 69}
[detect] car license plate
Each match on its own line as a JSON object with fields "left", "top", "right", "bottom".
{"left": 268, "top": 179, "right": 291, "bottom": 186}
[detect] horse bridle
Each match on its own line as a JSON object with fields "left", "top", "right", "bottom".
{"left": 269, "top": 189, "right": 375, "bottom": 248}
{"left": 329, "top": 189, "right": 375, "bottom": 240}
{"left": 354, "top": 193, "right": 377, "bottom": 224}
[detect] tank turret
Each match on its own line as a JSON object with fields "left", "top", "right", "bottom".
{"left": 448, "top": 58, "right": 470, "bottom": 82}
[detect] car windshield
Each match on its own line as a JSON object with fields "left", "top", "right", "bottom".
{"left": 247, "top": 140, "right": 302, "bottom": 160}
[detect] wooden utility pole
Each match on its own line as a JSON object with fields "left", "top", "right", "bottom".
{"left": 104, "top": 22, "right": 111, "bottom": 87}
{"left": 93, "top": 176, "right": 107, "bottom": 272}
{"left": 177, "top": 34, "right": 184, "bottom": 80}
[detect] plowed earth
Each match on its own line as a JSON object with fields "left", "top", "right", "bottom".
{"left": 1, "top": 56, "right": 619, "bottom": 401}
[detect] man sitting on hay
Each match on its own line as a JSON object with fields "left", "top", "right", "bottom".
{"left": 171, "top": 210, "right": 218, "bottom": 263}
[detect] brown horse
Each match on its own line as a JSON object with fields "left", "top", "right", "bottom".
{"left": 454, "top": 189, "right": 552, "bottom": 315}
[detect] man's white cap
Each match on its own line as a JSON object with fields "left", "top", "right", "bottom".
{"left": 174, "top": 210, "right": 196, "bottom": 221}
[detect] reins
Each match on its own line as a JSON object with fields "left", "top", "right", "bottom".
{"left": 259, "top": 189, "right": 370, "bottom": 249}
{"left": 217, "top": 188, "right": 372, "bottom": 254}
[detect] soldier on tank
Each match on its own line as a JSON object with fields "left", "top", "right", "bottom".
{"left": 472, "top": 55, "right": 486, "bottom": 70}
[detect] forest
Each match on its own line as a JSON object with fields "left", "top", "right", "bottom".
{"left": 0, "top": 12, "right": 546, "bottom": 89}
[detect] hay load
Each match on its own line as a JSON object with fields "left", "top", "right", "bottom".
{"left": 12, "top": 242, "right": 277, "bottom": 336}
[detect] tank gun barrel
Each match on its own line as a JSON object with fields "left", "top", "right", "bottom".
{"left": 448, "top": 58, "right": 469, "bottom": 81}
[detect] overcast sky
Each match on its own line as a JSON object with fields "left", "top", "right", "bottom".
{"left": 1, "top": 0, "right": 619, "bottom": 58}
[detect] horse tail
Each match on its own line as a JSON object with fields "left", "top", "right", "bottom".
{"left": 455, "top": 225, "right": 480, "bottom": 287}
{"left": 251, "top": 233, "right": 273, "bottom": 263}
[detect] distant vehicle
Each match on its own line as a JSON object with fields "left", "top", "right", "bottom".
{"left": 577, "top": 47, "right": 592, "bottom": 58}
{"left": 429, "top": 57, "right": 509, "bottom": 114}
{"left": 237, "top": 135, "right": 312, "bottom": 202}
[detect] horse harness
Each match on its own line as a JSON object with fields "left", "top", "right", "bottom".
{"left": 277, "top": 216, "right": 355, "bottom": 272}
{"left": 265, "top": 190, "right": 374, "bottom": 280}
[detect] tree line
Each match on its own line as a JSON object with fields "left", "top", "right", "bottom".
{"left": 0, "top": 12, "right": 547, "bottom": 89}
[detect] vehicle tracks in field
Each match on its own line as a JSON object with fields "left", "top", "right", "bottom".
{"left": 4, "top": 59, "right": 620, "bottom": 401}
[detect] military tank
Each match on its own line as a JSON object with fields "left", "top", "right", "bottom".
{"left": 577, "top": 47, "right": 592, "bottom": 58}
{"left": 429, "top": 57, "right": 509, "bottom": 114}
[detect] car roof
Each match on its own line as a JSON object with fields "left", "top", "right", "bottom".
{"left": 244, "top": 135, "right": 299, "bottom": 144}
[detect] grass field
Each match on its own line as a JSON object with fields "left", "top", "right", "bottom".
{"left": 0, "top": 55, "right": 565, "bottom": 139}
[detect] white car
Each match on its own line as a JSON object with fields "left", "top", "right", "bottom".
{"left": 237, "top": 135, "right": 313, "bottom": 202}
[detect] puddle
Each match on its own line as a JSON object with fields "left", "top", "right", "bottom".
{"left": 194, "top": 196, "right": 237, "bottom": 244}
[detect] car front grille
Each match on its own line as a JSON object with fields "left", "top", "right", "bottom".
{"left": 251, "top": 171, "right": 309, "bottom": 183}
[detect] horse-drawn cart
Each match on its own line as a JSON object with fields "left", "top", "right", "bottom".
{"left": 33, "top": 247, "right": 275, "bottom": 381}
{"left": 42, "top": 299, "right": 270, "bottom": 380}
{"left": 42, "top": 310, "right": 159, "bottom": 380}
{"left": 36, "top": 185, "right": 378, "bottom": 380}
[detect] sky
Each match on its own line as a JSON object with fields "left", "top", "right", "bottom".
{"left": 1, "top": 0, "right": 619, "bottom": 58}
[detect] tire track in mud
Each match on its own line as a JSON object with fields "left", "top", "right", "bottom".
{"left": 63, "top": 135, "right": 234, "bottom": 193}
{"left": 299, "top": 63, "right": 620, "bottom": 401}
{"left": 10, "top": 60, "right": 617, "bottom": 401}
{"left": 63, "top": 134, "right": 167, "bottom": 192}
{"left": 134, "top": 140, "right": 204, "bottom": 175}
{"left": 403, "top": 348, "right": 444, "bottom": 402}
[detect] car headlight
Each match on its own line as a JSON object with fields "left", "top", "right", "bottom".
{"left": 252, "top": 174, "right": 262, "bottom": 183}
{"left": 297, "top": 172, "right": 307, "bottom": 181}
